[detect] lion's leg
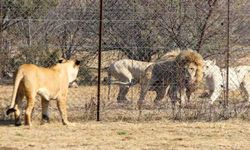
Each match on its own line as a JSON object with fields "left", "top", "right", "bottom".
{"left": 24, "top": 93, "right": 35, "bottom": 126}
{"left": 138, "top": 79, "right": 151, "bottom": 105}
{"left": 41, "top": 97, "right": 50, "bottom": 124}
{"left": 245, "top": 87, "right": 250, "bottom": 102}
{"left": 154, "top": 87, "right": 166, "bottom": 105}
{"left": 168, "top": 85, "right": 178, "bottom": 106}
{"left": 209, "top": 87, "right": 221, "bottom": 104}
{"left": 57, "top": 98, "right": 70, "bottom": 125}
{"left": 138, "top": 65, "right": 153, "bottom": 105}
{"left": 117, "top": 85, "right": 129, "bottom": 103}
{"left": 178, "top": 88, "right": 186, "bottom": 105}
{"left": 14, "top": 88, "right": 25, "bottom": 126}
{"left": 183, "top": 87, "right": 194, "bottom": 108}
{"left": 168, "top": 85, "right": 179, "bottom": 117}
{"left": 241, "top": 77, "right": 250, "bottom": 102}
{"left": 116, "top": 70, "right": 133, "bottom": 103}
{"left": 185, "top": 87, "right": 193, "bottom": 104}
{"left": 120, "top": 69, "right": 133, "bottom": 84}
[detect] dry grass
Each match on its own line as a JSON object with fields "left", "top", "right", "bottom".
{"left": 1, "top": 120, "right": 250, "bottom": 149}
{"left": 1, "top": 84, "right": 250, "bottom": 121}
{"left": 1, "top": 85, "right": 250, "bottom": 149}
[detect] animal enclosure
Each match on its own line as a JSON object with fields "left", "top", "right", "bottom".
{"left": 0, "top": 0, "right": 250, "bottom": 123}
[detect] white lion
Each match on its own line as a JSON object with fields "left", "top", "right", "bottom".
{"left": 234, "top": 65, "right": 250, "bottom": 82}
{"left": 203, "top": 59, "right": 250, "bottom": 104}
{"left": 107, "top": 59, "right": 153, "bottom": 103}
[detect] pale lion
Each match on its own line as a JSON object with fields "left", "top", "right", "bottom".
{"left": 234, "top": 65, "right": 250, "bottom": 82}
{"left": 107, "top": 59, "right": 153, "bottom": 103}
{"left": 6, "top": 59, "right": 80, "bottom": 126}
{"left": 203, "top": 60, "right": 250, "bottom": 104}
{"left": 139, "top": 49, "right": 204, "bottom": 105}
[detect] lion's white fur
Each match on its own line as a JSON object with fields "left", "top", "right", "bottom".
{"left": 234, "top": 65, "right": 250, "bottom": 83}
{"left": 203, "top": 59, "right": 250, "bottom": 104}
{"left": 107, "top": 59, "right": 153, "bottom": 102}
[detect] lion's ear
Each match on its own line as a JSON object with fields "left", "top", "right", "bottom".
{"left": 58, "top": 58, "right": 66, "bottom": 63}
{"left": 75, "top": 60, "right": 81, "bottom": 66}
{"left": 211, "top": 59, "right": 216, "bottom": 65}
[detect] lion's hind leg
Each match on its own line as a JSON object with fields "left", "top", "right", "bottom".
{"left": 117, "top": 85, "right": 130, "bottom": 103}
{"left": 24, "top": 91, "right": 36, "bottom": 126}
{"left": 57, "top": 97, "right": 71, "bottom": 125}
{"left": 168, "top": 85, "right": 180, "bottom": 118}
{"left": 241, "top": 75, "right": 250, "bottom": 103}
{"left": 245, "top": 86, "right": 250, "bottom": 102}
{"left": 154, "top": 87, "right": 167, "bottom": 105}
{"left": 41, "top": 97, "right": 50, "bottom": 124}
{"left": 138, "top": 65, "right": 154, "bottom": 105}
{"left": 116, "top": 70, "right": 133, "bottom": 103}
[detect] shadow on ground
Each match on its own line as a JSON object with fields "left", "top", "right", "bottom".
{"left": 0, "top": 119, "right": 14, "bottom": 126}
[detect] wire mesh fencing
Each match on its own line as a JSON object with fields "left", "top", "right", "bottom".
{"left": 99, "top": 0, "right": 250, "bottom": 121}
{"left": 0, "top": 0, "right": 100, "bottom": 122}
{"left": 0, "top": 0, "right": 250, "bottom": 123}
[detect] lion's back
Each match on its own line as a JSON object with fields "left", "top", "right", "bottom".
{"left": 110, "top": 59, "right": 152, "bottom": 78}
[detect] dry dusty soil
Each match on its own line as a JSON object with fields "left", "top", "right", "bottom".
{"left": 1, "top": 120, "right": 250, "bottom": 150}
{"left": 1, "top": 85, "right": 250, "bottom": 150}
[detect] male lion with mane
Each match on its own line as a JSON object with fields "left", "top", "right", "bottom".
{"left": 6, "top": 58, "right": 80, "bottom": 126}
{"left": 139, "top": 49, "right": 204, "bottom": 105}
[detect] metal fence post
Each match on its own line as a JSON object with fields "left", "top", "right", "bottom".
{"left": 225, "top": 0, "right": 230, "bottom": 107}
{"left": 97, "top": 0, "right": 103, "bottom": 121}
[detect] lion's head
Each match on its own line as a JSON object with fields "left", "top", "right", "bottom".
{"left": 175, "top": 49, "right": 204, "bottom": 85}
{"left": 57, "top": 58, "right": 81, "bottom": 83}
{"left": 203, "top": 59, "right": 218, "bottom": 78}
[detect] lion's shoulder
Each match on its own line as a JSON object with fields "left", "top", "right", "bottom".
{"left": 158, "top": 48, "right": 181, "bottom": 61}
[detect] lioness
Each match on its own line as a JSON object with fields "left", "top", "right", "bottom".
{"left": 6, "top": 59, "right": 80, "bottom": 126}
{"left": 107, "top": 59, "right": 153, "bottom": 103}
{"left": 139, "top": 49, "right": 204, "bottom": 105}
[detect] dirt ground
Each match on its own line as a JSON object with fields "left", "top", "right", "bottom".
{"left": 1, "top": 120, "right": 250, "bottom": 150}
{"left": 1, "top": 85, "right": 250, "bottom": 150}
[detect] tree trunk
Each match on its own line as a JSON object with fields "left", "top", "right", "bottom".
{"left": 196, "top": 0, "right": 218, "bottom": 52}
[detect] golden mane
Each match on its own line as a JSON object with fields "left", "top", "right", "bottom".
{"left": 175, "top": 49, "right": 204, "bottom": 84}
{"left": 159, "top": 48, "right": 204, "bottom": 84}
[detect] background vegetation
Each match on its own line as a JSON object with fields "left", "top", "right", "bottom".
{"left": 0, "top": 0, "right": 249, "bottom": 84}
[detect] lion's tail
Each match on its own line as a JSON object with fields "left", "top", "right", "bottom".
{"left": 6, "top": 69, "right": 24, "bottom": 115}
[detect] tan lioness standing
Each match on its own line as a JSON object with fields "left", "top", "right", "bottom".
{"left": 6, "top": 59, "right": 80, "bottom": 126}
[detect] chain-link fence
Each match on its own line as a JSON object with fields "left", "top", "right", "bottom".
{"left": 0, "top": 0, "right": 250, "bottom": 123}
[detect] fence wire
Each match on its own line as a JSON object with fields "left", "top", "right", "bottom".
{"left": 0, "top": 0, "right": 250, "bottom": 123}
